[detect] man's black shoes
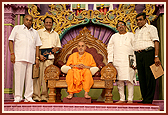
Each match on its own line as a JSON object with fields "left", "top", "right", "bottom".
{"left": 41, "top": 100, "right": 47, "bottom": 102}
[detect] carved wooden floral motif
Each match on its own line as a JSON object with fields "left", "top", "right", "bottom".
{"left": 28, "top": 4, "right": 157, "bottom": 34}
{"left": 101, "top": 65, "right": 117, "bottom": 81}
{"left": 44, "top": 65, "right": 60, "bottom": 82}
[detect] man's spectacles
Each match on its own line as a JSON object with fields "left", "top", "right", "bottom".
{"left": 136, "top": 18, "right": 144, "bottom": 22}
{"left": 118, "top": 24, "right": 125, "bottom": 27}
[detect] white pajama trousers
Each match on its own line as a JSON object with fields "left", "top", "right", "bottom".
{"left": 14, "top": 61, "right": 33, "bottom": 100}
{"left": 117, "top": 80, "right": 134, "bottom": 101}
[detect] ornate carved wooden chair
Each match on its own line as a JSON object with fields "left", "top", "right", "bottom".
{"left": 44, "top": 27, "right": 117, "bottom": 103}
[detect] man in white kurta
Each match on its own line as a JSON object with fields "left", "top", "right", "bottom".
{"left": 107, "top": 21, "right": 136, "bottom": 103}
{"left": 33, "top": 16, "right": 61, "bottom": 102}
{"left": 9, "top": 15, "right": 42, "bottom": 102}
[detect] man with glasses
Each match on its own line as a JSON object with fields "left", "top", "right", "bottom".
{"left": 134, "top": 12, "right": 161, "bottom": 104}
{"left": 107, "top": 21, "right": 136, "bottom": 103}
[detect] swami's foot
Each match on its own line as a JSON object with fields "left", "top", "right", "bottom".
{"left": 66, "top": 94, "right": 73, "bottom": 99}
{"left": 84, "top": 92, "right": 91, "bottom": 99}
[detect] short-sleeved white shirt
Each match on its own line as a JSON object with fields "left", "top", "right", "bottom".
{"left": 133, "top": 23, "right": 159, "bottom": 51}
{"left": 8, "top": 24, "right": 42, "bottom": 64}
{"left": 38, "top": 28, "right": 61, "bottom": 49}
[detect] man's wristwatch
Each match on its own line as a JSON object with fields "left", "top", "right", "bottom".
{"left": 155, "top": 55, "right": 158, "bottom": 58}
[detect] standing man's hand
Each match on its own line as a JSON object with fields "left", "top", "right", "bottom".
{"left": 107, "top": 62, "right": 113, "bottom": 66}
{"left": 154, "top": 41, "right": 161, "bottom": 66}
{"left": 9, "top": 40, "right": 15, "bottom": 64}
{"left": 154, "top": 57, "right": 161, "bottom": 66}
{"left": 40, "top": 55, "right": 46, "bottom": 62}
{"left": 35, "top": 57, "right": 39, "bottom": 68}
{"left": 52, "top": 47, "right": 59, "bottom": 54}
{"left": 10, "top": 53, "right": 15, "bottom": 63}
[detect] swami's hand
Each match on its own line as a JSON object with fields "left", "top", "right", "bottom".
{"left": 75, "top": 64, "right": 84, "bottom": 69}
{"left": 76, "top": 64, "right": 91, "bottom": 69}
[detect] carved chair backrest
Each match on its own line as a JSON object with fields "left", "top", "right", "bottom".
{"left": 55, "top": 27, "right": 108, "bottom": 66}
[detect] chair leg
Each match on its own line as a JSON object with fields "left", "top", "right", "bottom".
{"left": 48, "top": 88, "right": 56, "bottom": 102}
{"left": 104, "top": 79, "right": 114, "bottom": 103}
{"left": 56, "top": 88, "right": 62, "bottom": 102}
{"left": 105, "top": 88, "right": 113, "bottom": 103}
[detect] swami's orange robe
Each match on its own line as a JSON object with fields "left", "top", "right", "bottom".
{"left": 66, "top": 52, "right": 96, "bottom": 94}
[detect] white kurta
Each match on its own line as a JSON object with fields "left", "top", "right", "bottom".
{"left": 8, "top": 24, "right": 42, "bottom": 101}
{"left": 107, "top": 32, "right": 136, "bottom": 84}
{"left": 8, "top": 24, "right": 42, "bottom": 64}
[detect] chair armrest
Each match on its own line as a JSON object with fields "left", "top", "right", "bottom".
{"left": 98, "top": 62, "right": 105, "bottom": 70}
{"left": 56, "top": 60, "right": 65, "bottom": 68}
{"left": 100, "top": 65, "right": 117, "bottom": 82}
{"left": 94, "top": 71, "right": 101, "bottom": 77}
{"left": 44, "top": 65, "right": 61, "bottom": 82}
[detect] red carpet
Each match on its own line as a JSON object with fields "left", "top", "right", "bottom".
{"left": 4, "top": 100, "right": 163, "bottom": 111}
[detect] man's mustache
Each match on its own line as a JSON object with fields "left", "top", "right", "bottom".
{"left": 79, "top": 48, "right": 84, "bottom": 51}
{"left": 119, "top": 27, "right": 124, "bottom": 29}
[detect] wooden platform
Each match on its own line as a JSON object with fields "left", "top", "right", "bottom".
{"left": 63, "top": 97, "right": 91, "bottom": 103}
